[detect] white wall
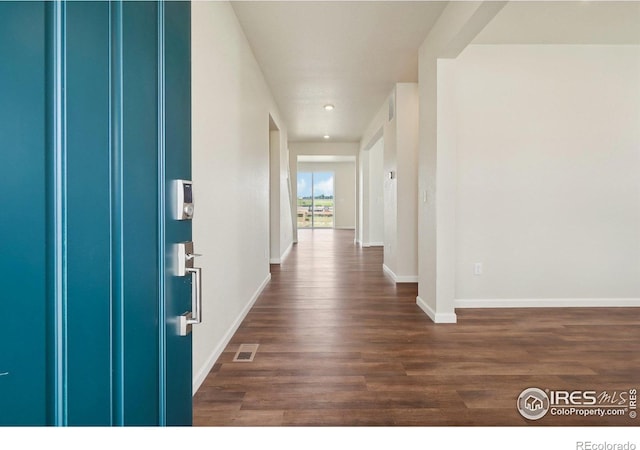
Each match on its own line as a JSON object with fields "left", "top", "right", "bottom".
{"left": 368, "top": 137, "right": 384, "bottom": 245}
{"left": 297, "top": 161, "right": 356, "bottom": 229}
{"left": 191, "top": 1, "right": 293, "bottom": 393}
{"left": 383, "top": 118, "right": 398, "bottom": 271}
{"left": 358, "top": 147, "right": 368, "bottom": 244}
{"left": 269, "top": 129, "right": 280, "bottom": 261}
{"left": 360, "top": 84, "right": 419, "bottom": 281}
{"left": 269, "top": 127, "right": 295, "bottom": 264}
{"left": 417, "top": 2, "right": 505, "bottom": 323}
{"left": 452, "top": 45, "right": 640, "bottom": 304}
{"left": 280, "top": 145, "right": 295, "bottom": 259}
{"left": 395, "top": 83, "right": 419, "bottom": 280}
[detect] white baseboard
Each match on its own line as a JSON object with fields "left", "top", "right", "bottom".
{"left": 382, "top": 264, "right": 396, "bottom": 281}
{"left": 366, "top": 242, "right": 384, "bottom": 247}
{"left": 192, "top": 273, "right": 272, "bottom": 395}
{"left": 382, "top": 264, "right": 418, "bottom": 283}
{"left": 335, "top": 226, "right": 355, "bottom": 230}
{"left": 416, "top": 296, "right": 457, "bottom": 323}
{"left": 396, "top": 275, "right": 418, "bottom": 283}
{"left": 280, "top": 240, "right": 293, "bottom": 262}
{"left": 455, "top": 298, "right": 640, "bottom": 308}
{"left": 270, "top": 240, "right": 293, "bottom": 264}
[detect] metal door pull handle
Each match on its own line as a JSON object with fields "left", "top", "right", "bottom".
{"left": 186, "top": 266, "right": 202, "bottom": 324}
{"left": 179, "top": 266, "right": 202, "bottom": 336}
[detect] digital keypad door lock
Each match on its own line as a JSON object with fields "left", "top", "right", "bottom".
{"left": 175, "top": 179, "right": 194, "bottom": 220}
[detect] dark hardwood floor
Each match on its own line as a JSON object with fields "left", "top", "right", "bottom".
{"left": 193, "top": 229, "right": 640, "bottom": 426}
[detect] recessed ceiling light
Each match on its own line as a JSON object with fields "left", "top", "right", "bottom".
{"left": 323, "top": 135, "right": 330, "bottom": 139}
{"left": 323, "top": 104, "right": 335, "bottom": 111}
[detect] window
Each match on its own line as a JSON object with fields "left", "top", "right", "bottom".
{"left": 297, "top": 172, "right": 334, "bottom": 229}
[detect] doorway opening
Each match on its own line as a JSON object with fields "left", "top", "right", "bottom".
{"left": 269, "top": 115, "right": 280, "bottom": 263}
{"left": 297, "top": 171, "right": 335, "bottom": 229}
{"left": 293, "top": 154, "right": 357, "bottom": 240}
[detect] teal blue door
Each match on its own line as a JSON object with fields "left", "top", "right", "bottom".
{"left": 163, "top": 1, "right": 194, "bottom": 426}
{"left": 0, "top": 1, "right": 192, "bottom": 426}
{"left": 0, "top": 1, "right": 48, "bottom": 426}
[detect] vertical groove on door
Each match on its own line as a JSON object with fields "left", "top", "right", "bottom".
{"left": 109, "top": 0, "right": 125, "bottom": 426}
{"left": 46, "top": 0, "right": 68, "bottom": 426}
{"left": 157, "top": 0, "right": 167, "bottom": 427}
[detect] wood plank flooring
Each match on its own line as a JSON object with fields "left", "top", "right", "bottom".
{"left": 193, "top": 229, "right": 640, "bottom": 426}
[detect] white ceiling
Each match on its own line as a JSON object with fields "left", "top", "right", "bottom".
{"left": 474, "top": 1, "right": 640, "bottom": 45}
{"left": 231, "top": 1, "right": 640, "bottom": 144}
{"left": 231, "top": 1, "right": 447, "bottom": 143}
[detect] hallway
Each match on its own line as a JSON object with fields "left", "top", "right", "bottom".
{"left": 193, "top": 230, "right": 640, "bottom": 426}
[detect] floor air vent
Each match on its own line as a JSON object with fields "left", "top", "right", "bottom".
{"left": 233, "top": 344, "right": 259, "bottom": 362}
